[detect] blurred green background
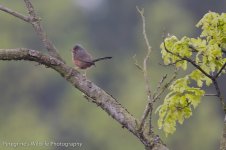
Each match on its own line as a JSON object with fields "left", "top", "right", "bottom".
{"left": 0, "top": 0, "right": 226, "bottom": 150}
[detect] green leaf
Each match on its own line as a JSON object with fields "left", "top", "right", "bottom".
{"left": 157, "top": 11, "right": 226, "bottom": 136}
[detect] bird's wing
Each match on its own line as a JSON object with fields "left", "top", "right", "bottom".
{"left": 76, "top": 52, "right": 93, "bottom": 64}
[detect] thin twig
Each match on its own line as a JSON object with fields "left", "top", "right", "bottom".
{"left": 159, "top": 59, "right": 184, "bottom": 66}
{"left": 23, "top": 0, "right": 64, "bottom": 62}
{"left": 153, "top": 68, "right": 178, "bottom": 102}
{"left": 0, "top": 1, "right": 64, "bottom": 62}
{"left": 204, "top": 94, "right": 218, "bottom": 96}
{"left": 0, "top": 4, "right": 31, "bottom": 22}
{"left": 137, "top": 7, "right": 154, "bottom": 133}
{"left": 215, "top": 62, "right": 226, "bottom": 78}
{"left": 139, "top": 102, "right": 152, "bottom": 132}
{"left": 221, "top": 47, "right": 226, "bottom": 54}
{"left": 136, "top": 7, "right": 152, "bottom": 54}
{"left": 188, "top": 45, "right": 199, "bottom": 52}
{"left": 133, "top": 55, "right": 143, "bottom": 71}
{"left": 139, "top": 69, "right": 177, "bottom": 134}
{"left": 153, "top": 74, "right": 167, "bottom": 98}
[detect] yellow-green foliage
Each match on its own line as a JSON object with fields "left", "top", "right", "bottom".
{"left": 157, "top": 12, "right": 226, "bottom": 136}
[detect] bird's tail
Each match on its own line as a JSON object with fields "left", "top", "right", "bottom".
{"left": 92, "top": 56, "right": 112, "bottom": 63}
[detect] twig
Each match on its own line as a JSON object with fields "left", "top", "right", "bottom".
{"left": 188, "top": 45, "right": 199, "bottom": 52}
{"left": 139, "top": 102, "right": 152, "bottom": 132}
{"left": 159, "top": 59, "right": 184, "bottom": 66}
{"left": 215, "top": 62, "right": 226, "bottom": 78}
{"left": 136, "top": 7, "right": 152, "bottom": 54}
{"left": 137, "top": 7, "right": 154, "bottom": 133}
{"left": 204, "top": 94, "right": 218, "bottom": 96}
{"left": 23, "top": 0, "right": 64, "bottom": 62}
{"left": 153, "top": 68, "right": 178, "bottom": 102}
{"left": 138, "top": 70, "right": 177, "bottom": 134}
{"left": 133, "top": 55, "right": 143, "bottom": 71}
{"left": 0, "top": 1, "right": 64, "bottom": 62}
{"left": 153, "top": 74, "right": 168, "bottom": 98}
{"left": 0, "top": 4, "right": 31, "bottom": 22}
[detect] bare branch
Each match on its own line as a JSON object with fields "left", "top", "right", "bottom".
{"left": 139, "top": 102, "right": 151, "bottom": 132}
{"left": 23, "top": 0, "right": 64, "bottom": 62}
{"left": 159, "top": 59, "right": 184, "bottom": 66}
{"left": 136, "top": 7, "right": 155, "bottom": 134}
{"left": 133, "top": 55, "right": 143, "bottom": 71}
{"left": 153, "top": 68, "right": 178, "bottom": 102}
{"left": 157, "top": 74, "right": 168, "bottom": 89}
{"left": 153, "top": 74, "right": 168, "bottom": 98}
{"left": 138, "top": 70, "right": 176, "bottom": 136}
{"left": 138, "top": 70, "right": 177, "bottom": 136}
{"left": 0, "top": 48, "right": 138, "bottom": 139}
{"left": 0, "top": 1, "right": 64, "bottom": 61}
{"left": 136, "top": 7, "right": 152, "bottom": 53}
{"left": 0, "top": 4, "right": 31, "bottom": 22}
{"left": 215, "top": 62, "right": 226, "bottom": 78}
{"left": 204, "top": 94, "right": 218, "bottom": 96}
{"left": 0, "top": 48, "right": 168, "bottom": 150}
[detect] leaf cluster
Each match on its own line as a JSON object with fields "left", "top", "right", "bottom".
{"left": 157, "top": 12, "right": 226, "bottom": 136}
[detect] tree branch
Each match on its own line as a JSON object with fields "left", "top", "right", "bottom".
{"left": 153, "top": 69, "right": 178, "bottom": 102}
{"left": 188, "top": 44, "right": 226, "bottom": 79}
{"left": 0, "top": 4, "right": 31, "bottom": 22}
{"left": 153, "top": 74, "right": 168, "bottom": 98}
{"left": 215, "top": 62, "right": 226, "bottom": 78}
{"left": 0, "top": 48, "right": 135, "bottom": 129}
{"left": 163, "top": 40, "right": 213, "bottom": 80}
{"left": 0, "top": 48, "right": 168, "bottom": 150}
{"left": 0, "top": 2, "right": 64, "bottom": 62}
{"left": 133, "top": 54, "right": 144, "bottom": 72}
{"left": 23, "top": 0, "right": 64, "bottom": 61}
{"left": 159, "top": 59, "right": 184, "bottom": 66}
{"left": 204, "top": 94, "right": 218, "bottom": 96}
{"left": 136, "top": 7, "right": 154, "bottom": 134}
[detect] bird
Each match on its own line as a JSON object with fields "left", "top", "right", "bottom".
{"left": 72, "top": 44, "right": 112, "bottom": 70}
